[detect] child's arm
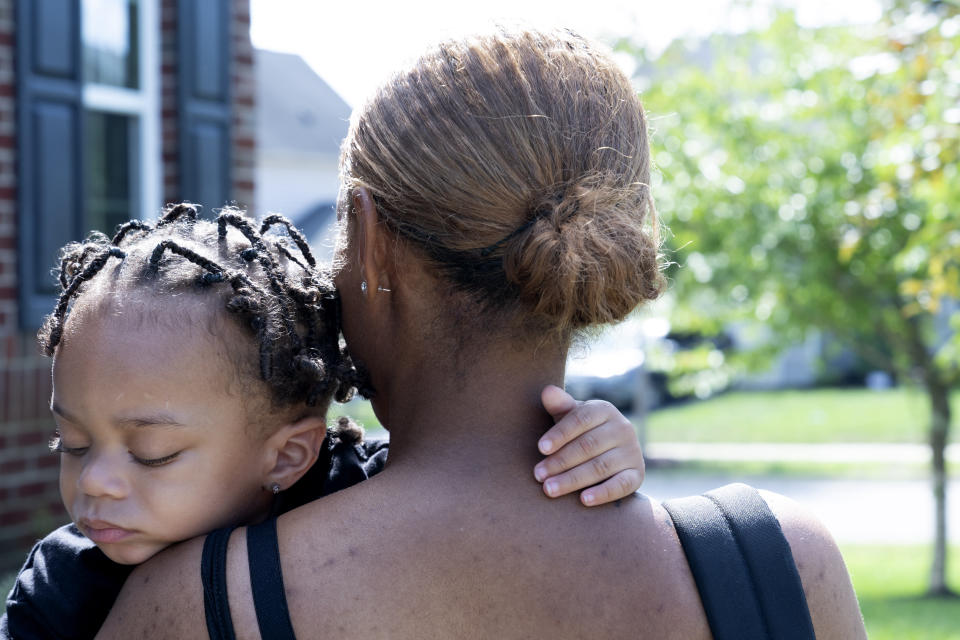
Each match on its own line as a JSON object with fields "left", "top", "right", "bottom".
{"left": 534, "top": 385, "right": 645, "bottom": 507}
{"left": 1, "top": 524, "right": 133, "bottom": 640}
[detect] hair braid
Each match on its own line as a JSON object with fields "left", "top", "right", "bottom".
{"left": 112, "top": 220, "right": 153, "bottom": 246}
{"left": 148, "top": 239, "right": 227, "bottom": 283}
{"left": 156, "top": 202, "right": 199, "bottom": 227}
{"left": 58, "top": 243, "right": 104, "bottom": 289}
{"left": 45, "top": 247, "right": 126, "bottom": 355}
{"left": 260, "top": 214, "right": 317, "bottom": 268}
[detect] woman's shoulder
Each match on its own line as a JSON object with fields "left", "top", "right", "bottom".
{"left": 758, "top": 489, "right": 867, "bottom": 640}
{"left": 95, "top": 535, "right": 209, "bottom": 639}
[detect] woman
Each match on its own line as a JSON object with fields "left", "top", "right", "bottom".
{"left": 99, "top": 29, "right": 865, "bottom": 638}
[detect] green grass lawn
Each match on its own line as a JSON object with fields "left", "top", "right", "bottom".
{"left": 842, "top": 544, "right": 960, "bottom": 639}
{"left": 646, "top": 388, "right": 958, "bottom": 444}
{"left": 336, "top": 388, "right": 960, "bottom": 446}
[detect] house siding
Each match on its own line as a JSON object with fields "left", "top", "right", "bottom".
{"left": 0, "top": 0, "right": 255, "bottom": 573}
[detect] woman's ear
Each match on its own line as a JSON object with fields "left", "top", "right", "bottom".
{"left": 351, "top": 188, "right": 392, "bottom": 295}
{"left": 262, "top": 415, "right": 327, "bottom": 492}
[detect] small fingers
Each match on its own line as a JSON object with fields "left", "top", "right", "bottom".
{"left": 538, "top": 399, "right": 623, "bottom": 456}
{"left": 539, "top": 448, "right": 637, "bottom": 500}
{"left": 534, "top": 420, "right": 623, "bottom": 481}
{"left": 540, "top": 384, "right": 578, "bottom": 423}
{"left": 579, "top": 469, "right": 643, "bottom": 507}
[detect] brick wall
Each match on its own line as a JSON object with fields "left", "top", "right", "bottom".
{"left": 0, "top": 0, "right": 256, "bottom": 574}
{"left": 160, "top": 0, "right": 178, "bottom": 206}
{"left": 0, "top": 0, "right": 14, "bottom": 335}
{"left": 0, "top": 0, "right": 66, "bottom": 574}
{"left": 232, "top": 0, "right": 255, "bottom": 211}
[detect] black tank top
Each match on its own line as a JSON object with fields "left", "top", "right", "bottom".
{"left": 201, "top": 519, "right": 296, "bottom": 640}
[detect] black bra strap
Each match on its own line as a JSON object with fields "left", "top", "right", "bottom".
{"left": 247, "top": 517, "right": 297, "bottom": 640}
{"left": 663, "top": 483, "right": 815, "bottom": 640}
{"left": 201, "top": 526, "right": 238, "bottom": 640}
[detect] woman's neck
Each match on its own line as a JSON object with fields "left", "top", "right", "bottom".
{"left": 380, "top": 337, "right": 567, "bottom": 479}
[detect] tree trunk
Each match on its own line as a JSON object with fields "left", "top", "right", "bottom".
{"left": 901, "top": 313, "right": 956, "bottom": 597}
{"left": 926, "top": 379, "right": 954, "bottom": 596}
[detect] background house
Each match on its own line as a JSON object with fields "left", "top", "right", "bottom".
{"left": 0, "top": 0, "right": 256, "bottom": 572}
{"left": 254, "top": 48, "right": 349, "bottom": 261}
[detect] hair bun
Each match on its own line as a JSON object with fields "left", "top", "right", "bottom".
{"left": 501, "top": 177, "right": 663, "bottom": 331}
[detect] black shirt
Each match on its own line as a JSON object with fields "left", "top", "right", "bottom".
{"left": 1, "top": 436, "right": 387, "bottom": 640}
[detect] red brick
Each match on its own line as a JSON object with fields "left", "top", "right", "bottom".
{"left": 17, "top": 481, "right": 49, "bottom": 498}
{"left": 37, "top": 454, "right": 59, "bottom": 469}
{"left": 0, "top": 510, "right": 29, "bottom": 526}
{"left": 0, "top": 458, "right": 25, "bottom": 473}
{"left": 16, "top": 430, "right": 45, "bottom": 446}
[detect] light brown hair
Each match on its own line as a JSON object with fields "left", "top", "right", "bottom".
{"left": 340, "top": 29, "right": 664, "bottom": 336}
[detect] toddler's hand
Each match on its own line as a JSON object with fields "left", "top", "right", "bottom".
{"left": 534, "top": 385, "right": 644, "bottom": 506}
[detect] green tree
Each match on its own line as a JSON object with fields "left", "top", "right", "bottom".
{"left": 627, "top": 2, "right": 959, "bottom": 594}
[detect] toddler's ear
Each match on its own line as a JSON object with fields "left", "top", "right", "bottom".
{"left": 263, "top": 415, "right": 327, "bottom": 491}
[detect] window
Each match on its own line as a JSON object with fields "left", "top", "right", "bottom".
{"left": 81, "top": 0, "right": 159, "bottom": 233}
{"left": 17, "top": 0, "right": 230, "bottom": 328}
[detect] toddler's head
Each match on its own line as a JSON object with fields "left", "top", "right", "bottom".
{"left": 40, "top": 204, "right": 361, "bottom": 564}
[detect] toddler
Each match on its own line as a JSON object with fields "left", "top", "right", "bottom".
{"left": 2, "top": 204, "right": 646, "bottom": 639}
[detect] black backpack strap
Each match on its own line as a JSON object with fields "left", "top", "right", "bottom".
{"left": 663, "top": 483, "right": 816, "bottom": 640}
{"left": 201, "top": 525, "right": 238, "bottom": 640}
{"left": 247, "top": 517, "right": 297, "bottom": 640}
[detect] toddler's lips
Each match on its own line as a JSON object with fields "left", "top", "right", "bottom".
{"left": 79, "top": 519, "right": 136, "bottom": 543}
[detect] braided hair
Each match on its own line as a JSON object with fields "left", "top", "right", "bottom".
{"left": 38, "top": 203, "right": 372, "bottom": 415}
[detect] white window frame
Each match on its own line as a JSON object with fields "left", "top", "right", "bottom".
{"left": 81, "top": 0, "right": 161, "bottom": 221}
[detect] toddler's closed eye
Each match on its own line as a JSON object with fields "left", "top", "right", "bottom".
{"left": 131, "top": 451, "right": 181, "bottom": 467}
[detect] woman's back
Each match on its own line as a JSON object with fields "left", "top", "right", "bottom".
{"left": 274, "top": 468, "right": 711, "bottom": 639}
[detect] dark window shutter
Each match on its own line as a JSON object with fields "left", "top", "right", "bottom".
{"left": 177, "top": 0, "right": 231, "bottom": 215}
{"left": 16, "top": 0, "right": 84, "bottom": 328}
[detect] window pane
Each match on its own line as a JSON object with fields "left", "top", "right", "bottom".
{"left": 85, "top": 112, "right": 140, "bottom": 234}
{"left": 82, "top": 0, "right": 139, "bottom": 89}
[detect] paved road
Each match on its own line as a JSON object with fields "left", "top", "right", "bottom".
{"left": 645, "top": 442, "right": 960, "bottom": 464}
{"left": 640, "top": 471, "right": 960, "bottom": 544}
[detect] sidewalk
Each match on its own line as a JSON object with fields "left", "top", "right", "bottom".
{"left": 640, "top": 442, "right": 960, "bottom": 544}
{"left": 645, "top": 442, "right": 960, "bottom": 464}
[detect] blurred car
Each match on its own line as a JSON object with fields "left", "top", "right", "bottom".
{"left": 565, "top": 317, "right": 669, "bottom": 412}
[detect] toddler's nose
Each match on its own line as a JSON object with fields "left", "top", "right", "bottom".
{"left": 76, "top": 451, "right": 128, "bottom": 499}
